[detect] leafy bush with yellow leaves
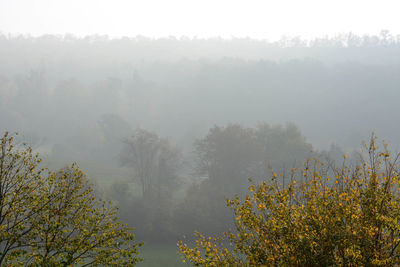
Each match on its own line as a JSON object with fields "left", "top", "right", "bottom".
{"left": 178, "top": 136, "right": 400, "bottom": 266}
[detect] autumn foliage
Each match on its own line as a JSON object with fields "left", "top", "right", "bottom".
{"left": 0, "top": 132, "right": 141, "bottom": 266}
{"left": 179, "top": 136, "right": 400, "bottom": 266}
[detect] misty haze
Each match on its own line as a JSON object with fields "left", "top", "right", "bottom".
{"left": 1, "top": 1, "right": 400, "bottom": 266}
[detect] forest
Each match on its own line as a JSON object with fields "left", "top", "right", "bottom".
{"left": 1, "top": 32, "right": 400, "bottom": 265}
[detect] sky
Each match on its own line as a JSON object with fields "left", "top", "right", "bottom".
{"left": 0, "top": 0, "right": 399, "bottom": 40}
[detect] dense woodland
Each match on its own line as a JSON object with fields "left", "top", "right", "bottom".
{"left": 2, "top": 32, "right": 400, "bottom": 152}
{"left": 1, "top": 32, "right": 400, "bottom": 264}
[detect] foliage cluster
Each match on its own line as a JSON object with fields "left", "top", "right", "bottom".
{"left": 179, "top": 136, "right": 400, "bottom": 266}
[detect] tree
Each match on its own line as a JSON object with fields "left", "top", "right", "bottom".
{"left": 254, "top": 122, "right": 313, "bottom": 178}
{"left": 194, "top": 124, "right": 261, "bottom": 192}
{"left": 120, "top": 128, "right": 181, "bottom": 196}
{"left": 179, "top": 136, "right": 400, "bottom": 266}
{"left": 193, "top": 123, "right": 312, "bottom": 194}
{"left": 98, "top": 113, "right": 132, "bottom": 144}
{"left": 0, "top": 132, "right": 141, "bottom": 266}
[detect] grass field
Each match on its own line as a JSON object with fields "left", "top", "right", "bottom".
{"left": 42, "top": 157, "right": 191, "bottom": 199}
{"left": 138, "top": 245, "right": 188, "bottom": 267}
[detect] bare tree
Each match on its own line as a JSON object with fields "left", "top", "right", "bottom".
{"left": 120, "top": 129, "right": 181, "bottom": 196}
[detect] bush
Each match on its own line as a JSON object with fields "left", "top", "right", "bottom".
{"left": 178, "top": 135, "right": 400, "bottom": 266}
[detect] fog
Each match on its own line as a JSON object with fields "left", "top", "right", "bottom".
{"left": 1, "top": 33, "right": 400, "bottom": 151}
{"left": 1, "top": 32, "right": 400, "bottom": 264}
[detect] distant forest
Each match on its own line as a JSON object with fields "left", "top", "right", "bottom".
{"left": 1, "top": 31, "right": 400, "bottom": 157}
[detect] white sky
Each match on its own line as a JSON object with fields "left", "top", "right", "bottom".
{"left": 0, "top": 0, "right": 399, "bottom": 40}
